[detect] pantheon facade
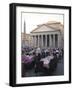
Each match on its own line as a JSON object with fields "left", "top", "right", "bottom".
{"left": 30, "top": 21, "right": 64, "bottom": 49}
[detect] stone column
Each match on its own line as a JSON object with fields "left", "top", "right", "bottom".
{"left": 45, "top": 35, "right": 47, "bottom": 48}
{"left": 34, "top": 36, "right": 36, "bottom": 47}
{"left": 36, "top": 36, "right": 38, "bottom": 47}
{"left": 33, "top": 36, "right": 34, "bottom": 47}
{"left": 53, "top": 34, "right": 55, "bottom": 48}
{"left": 49, "top": 34, "right": 52, "bottom": 48}
{"left": 58, "top": 34, "right": 61, "bottom": 48}
{"left": 39, "top": 35, "right": 41, "bottom": 47}
{"left": 38, "top": 35, "right": 39, "bottom": 47}
{"left": 41, "top": 35, "right": 43, "bottom": 48}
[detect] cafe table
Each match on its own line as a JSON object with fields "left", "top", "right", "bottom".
{"left": 40, "top": 55, "right": 54, "bottom": 69}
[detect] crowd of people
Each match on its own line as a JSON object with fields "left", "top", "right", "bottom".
{"left": 22, "top": 47, "right": 64, "bottom": 77}
{"left": 32, "top": 48, "right": 63, "bottom": 73}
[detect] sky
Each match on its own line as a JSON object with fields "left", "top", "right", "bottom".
{"left": 22, "top": 12, "right": 64, "bottom": 34}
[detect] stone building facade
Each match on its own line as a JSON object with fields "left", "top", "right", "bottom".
{"left": 30, "top": 21, "right": 64, "bottom": 49}
{"left": 21, "top": 33, "right": 32, "bottom": 48}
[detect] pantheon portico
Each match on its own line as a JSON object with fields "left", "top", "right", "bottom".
{"left": 30, "top": 21, "right": 64, "bottom": 49}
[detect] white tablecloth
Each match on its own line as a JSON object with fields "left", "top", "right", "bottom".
{"left": 40, "top": 56, "right": 54, "bottom": 68}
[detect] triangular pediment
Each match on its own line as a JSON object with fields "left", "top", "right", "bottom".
{"left": 31, "top": 24, "right": 58, "bottom": 33}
